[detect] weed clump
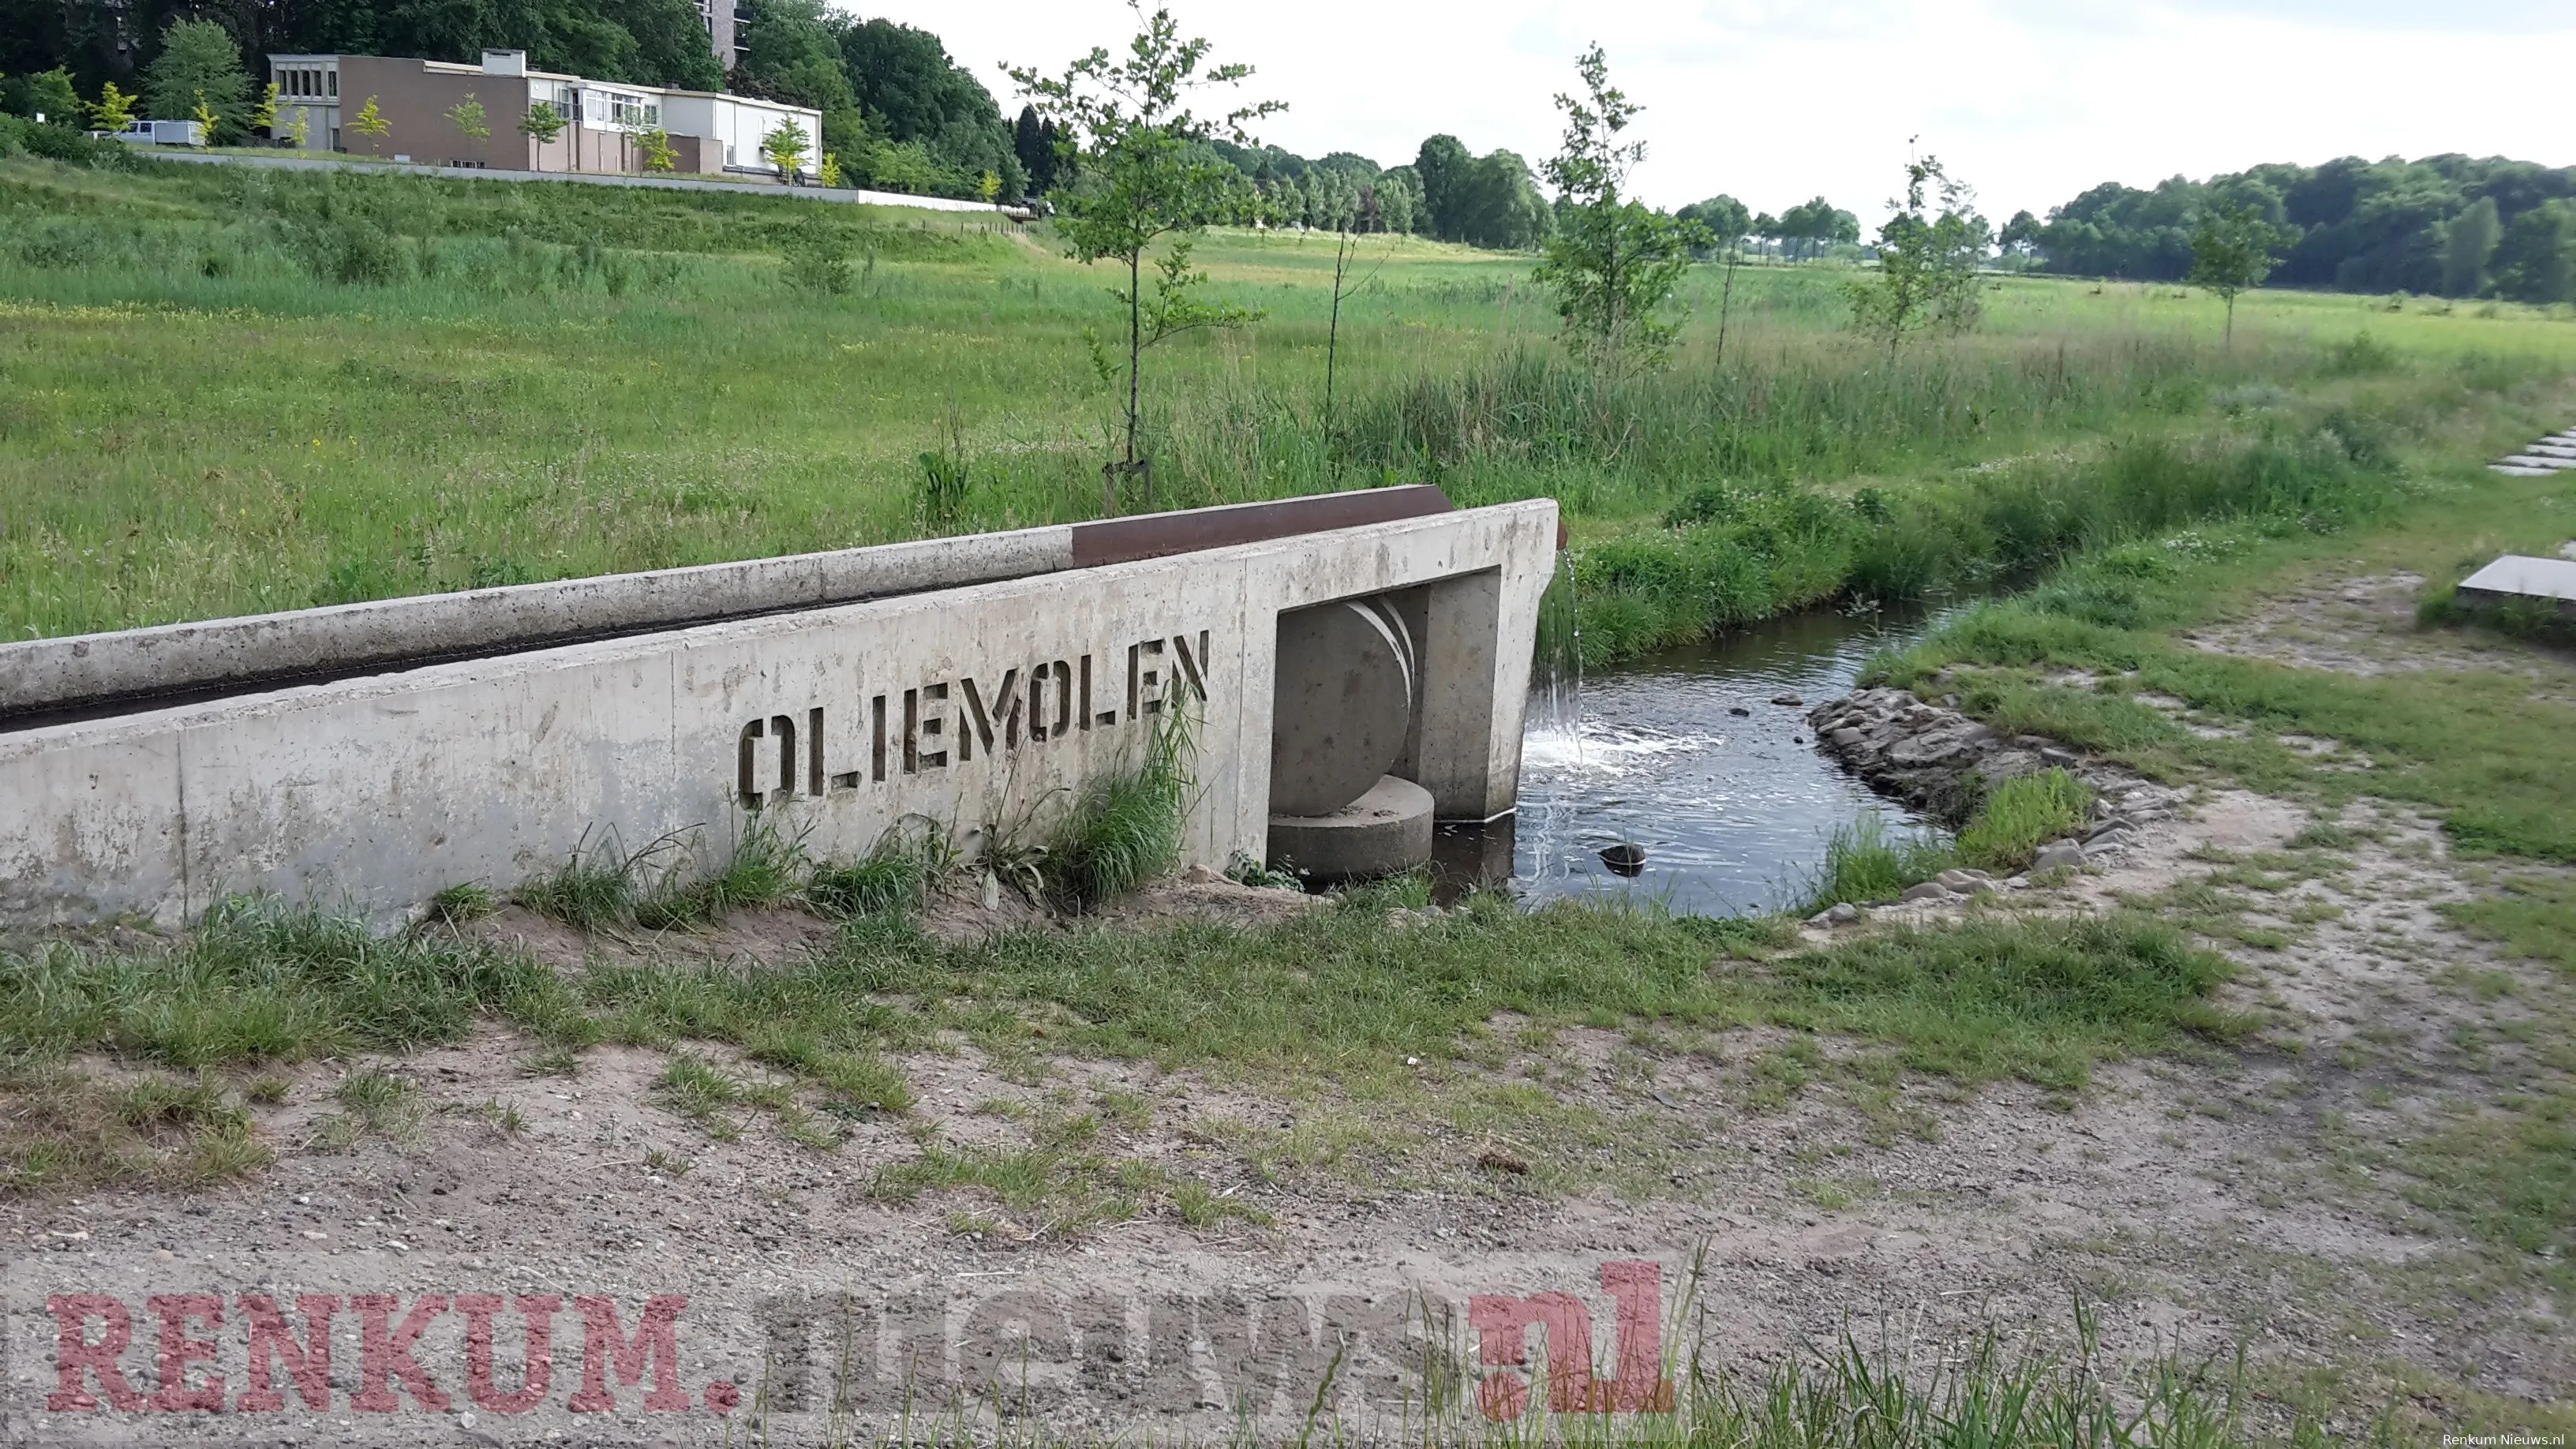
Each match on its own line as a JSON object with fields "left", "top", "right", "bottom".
{"left": 1046, "top": 708, "right": 1193, "bottom": 910}
{"left": 1794, "top": 814, "right": 1954, "bottom": 914}
{"left": 1956, "top": 768, "right": 2095, "bottom": 872}
{"left": 807, "top": 817, "right": 953, "bottom": 920}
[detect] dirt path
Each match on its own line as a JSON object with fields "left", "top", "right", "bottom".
{"left": 6, "top": 586, "right": 2571, "bottom": 1445}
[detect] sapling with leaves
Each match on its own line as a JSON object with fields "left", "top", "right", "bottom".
{"left": 762, "top": 119, "right": 811, "bottom": 180}
{"left": 519, "top": 99, "right": 567, "bottom": 163}
{"left": 1007, "top": 2, "right": 1282, "bottom": 514}
{"left": 1845, "top": 142, "right": 1993, "bottom": 361}
{"left": 2188, "top": 199, "right": 2282, "bottom": 346}
{"left": 641, "top": 128, "right": 679, "bottom": 173}
{"left": 447, "top": 93, "right": 489, "bottom": 140}
{"left": 1531, "top": 44, "right": 1708, "bottom": 372}
{"left": 191, "top": 92, "right": 223, "bottom": 146}
{"left": 348, "top": 95, "right": 390, "bottom": 142}
{"left": 90, "top": 81, "right": 138, "bottom": 133}
{"left": 245, "top": 81, "right": 278, "bottom": 140}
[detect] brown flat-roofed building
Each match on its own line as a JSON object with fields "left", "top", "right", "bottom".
{"left": 261, "top": 49, "right": 821, "bottom": 180}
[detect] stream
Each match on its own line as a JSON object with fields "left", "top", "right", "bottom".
{"left": 1438, "top": 606, "right": 1948, "bottom": 915}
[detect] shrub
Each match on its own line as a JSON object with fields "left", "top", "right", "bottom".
{"left": 290, "top": 217, "right": 405, "bottom": 285}
{"left": 782, "top": 227, "right": 852, "bottom": 294}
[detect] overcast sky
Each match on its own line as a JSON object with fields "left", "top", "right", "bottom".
{"left": 841, "top": 0, "right": 2574, "bottom": 224}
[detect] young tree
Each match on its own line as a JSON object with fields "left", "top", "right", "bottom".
{"left": 90, "top": 81, "right": 138, "bottom": 133}
{"left": 1532, "top": 45, "right": 1707, "bottom": 370}
{"left": 642, "top": 127, "right": 679, "bottom": 173}
{"left": 348, "top": 95, "right": 390, "bottom": 144}
{"left": 144, "top": 21, "right": 250, "bottom": 136}
{"left": 447, "top": 93, "right": 490, "bottom": 140}
{"left": 762, "top": 118, "right": 811, "bottom": 180}
{"left": 519, "top": 99, "right": 568, "bottom": 167}
{"left": 1007, "top": 2, "right": 1282, "bottom": 511}
{"left": 245, "top": 80, "right": 279, "bottom": 141}
{"left": 2187, "top": 198, "right": 2282, "bottom": 346}
{"left": 816, "top": 148, "right": 841, "bottom": 185}
{"left": 1846, "top": 147, "right": 1991, "bottom": 360}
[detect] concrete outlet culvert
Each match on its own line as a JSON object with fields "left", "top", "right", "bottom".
{"left": 1267, "top": 597, "right": 1417, "bottom": 818}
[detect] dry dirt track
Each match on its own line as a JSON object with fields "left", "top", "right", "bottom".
{"left": 5, "top": 580, "right": 2571, "bottom": 1446}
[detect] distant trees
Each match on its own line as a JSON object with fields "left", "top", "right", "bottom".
{"left": 1998, "top": 210, "right": 2042, "bottom": 257}
{"left": 1846, "top": 149, "right": 1990, "bottom": 358}
{"left": 1007, "top": 2, "right": 1280, "bottom": 507}
{"left": 1407, "top": 133, "right": 1549, "bottom": 248}
{"left": 1676, "top": 194, "right": 1750, "bottom": 255}
{"left": 2188, "top": 199, "right": 2283, "bottom": 345}
{"left": 1775, "top": 197, "right": 1859, "bottom": 260}
{"left": 1532, "top": 43, "right": 1705, "bottom": 368}
{"left": 2023, "top": 155, "right": 2576, "bottom": 301}
{"left": 2492, "top": 202, "right": 2574, "bottom": 305}
{"left": 1013, "top": 105, "right": 1062, "bottom": 193}
{"left": 142, "top": 21, "right": 249, "bottom": 139}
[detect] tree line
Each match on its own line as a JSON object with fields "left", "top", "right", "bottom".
{"left": 2009, "top": 154, "right": 2576, "bottom": 305}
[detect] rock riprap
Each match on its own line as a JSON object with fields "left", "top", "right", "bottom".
{"left": 1804, "top": 685, "right": 2184, "bottom": 865}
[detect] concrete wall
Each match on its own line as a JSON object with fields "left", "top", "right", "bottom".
{"left": 136, "top": 151, "right": 1020, "bottom": 212}
{"left": 0, "top": 503, "right": 1553, "bottom": 928}
{"left": 330, "top": 57, "right": 530, "bottom": 168}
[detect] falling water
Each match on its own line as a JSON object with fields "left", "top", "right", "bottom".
{"left": 1477, "top": 598, "right": 1952, "bottom": 916}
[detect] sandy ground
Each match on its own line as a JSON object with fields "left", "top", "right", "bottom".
{"left": 5, "top": 581, "right": 2572, "bottom": 1445}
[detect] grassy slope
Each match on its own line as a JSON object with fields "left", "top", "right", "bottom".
{"left": 5, "top": 154, "right": 2572, "bottom": 640}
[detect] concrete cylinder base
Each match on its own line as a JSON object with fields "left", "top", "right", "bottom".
{"left": 1267, "top": 775, "right": 1435, "bottom": 883}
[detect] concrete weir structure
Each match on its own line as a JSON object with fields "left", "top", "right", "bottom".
{"left": 0, "top": 490, "right": 1556, "bottom": 927}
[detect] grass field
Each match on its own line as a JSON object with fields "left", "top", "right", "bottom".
{"left": 5, "top": 153, "right": 2573, "bottom": 648}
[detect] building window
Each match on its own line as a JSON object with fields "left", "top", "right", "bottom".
{"left": 326, "top": 69, "right": 337, "bottom": 97}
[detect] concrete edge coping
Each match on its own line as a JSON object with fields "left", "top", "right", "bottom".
{"left": 0, "top": 487, "right": 1456, "bottom": 724}
{"left": 1, "top": 499, "right": 1555, "bottom": 747}
{"left": 2458, "top": 553, "right": 2576, "bottom": 605}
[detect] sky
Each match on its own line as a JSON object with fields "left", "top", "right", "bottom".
{"left": 841, "top": 0, "right": 2576, "bottom": 226}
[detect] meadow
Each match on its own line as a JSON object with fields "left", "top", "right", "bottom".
{"left": 6, "top": 152, "right": 2573, "bottom": 651}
